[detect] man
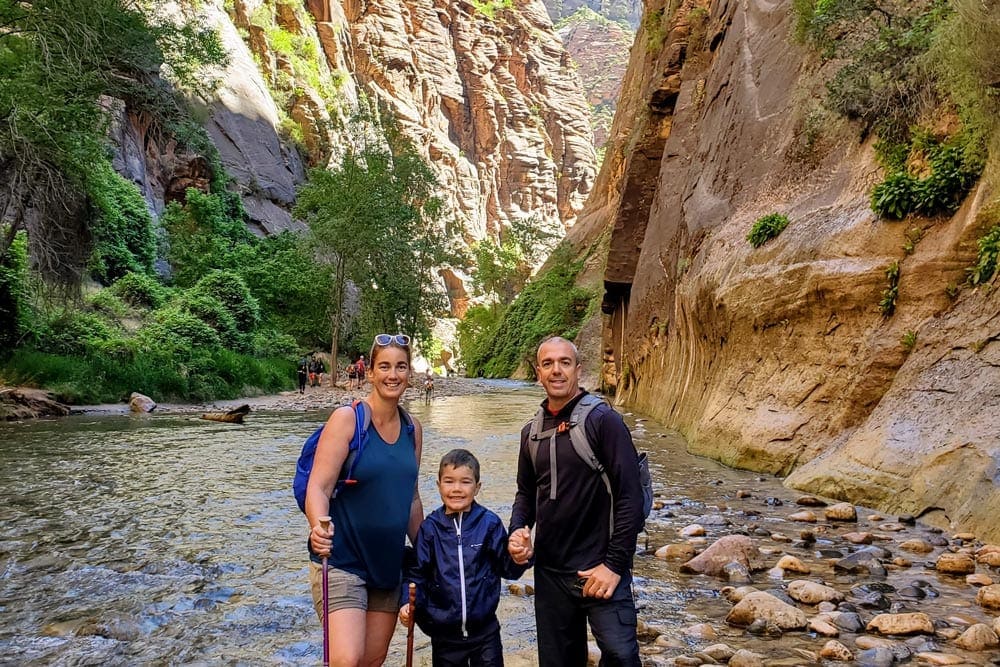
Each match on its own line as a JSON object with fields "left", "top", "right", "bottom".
{"left": 509, "top": 337, "right": 644, "bottom": 666}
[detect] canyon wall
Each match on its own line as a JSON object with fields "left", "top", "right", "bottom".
{"left": 570, "top": 0, "right": 1000, "bottom": 540}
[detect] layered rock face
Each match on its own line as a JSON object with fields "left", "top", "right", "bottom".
{"left": 571, "top": 0, "right": 1000, "bottom": 540}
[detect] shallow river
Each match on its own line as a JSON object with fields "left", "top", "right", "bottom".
{"left": 1, "top": 382, "right": 997, "bottom": 666}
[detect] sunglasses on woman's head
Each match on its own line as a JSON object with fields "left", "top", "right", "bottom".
{"left": 373, "top": 333, "right": 410, "bottom": 347}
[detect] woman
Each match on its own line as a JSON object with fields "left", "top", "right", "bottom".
{"left": 306, "top": 334, "right": 424, "bottom": 666}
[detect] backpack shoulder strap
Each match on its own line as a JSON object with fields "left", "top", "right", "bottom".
{"left": 526, "top": 408, "right": 547, "bottom": 469}
{"left": 568, "top": 394, "right": 605, "bottom": 473}
{"left": 335, "top": 400, "right": 369, "bottom": 496}
{"left": 398, "top": 405, "right": 415, "bottom": 434}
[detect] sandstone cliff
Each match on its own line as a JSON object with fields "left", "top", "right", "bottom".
{"left": 570, "top": 0, "right": 1000, "bottom": 541}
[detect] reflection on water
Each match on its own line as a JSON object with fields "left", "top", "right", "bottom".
{"left": 1, "top": 384, "right": 994, "bottom": 666}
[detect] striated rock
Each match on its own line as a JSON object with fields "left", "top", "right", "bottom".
{"left": 787, "top": 580, "right": 844, "bottom": 605}
{"left": 825, "top": 503, "right": 858, "bottom": 522}
{"left": 819, "top": 639, "right": 853, "bottom": 661}
{"left": 976, "top": 584, "right": 1000, "bottom": 610}
{"left": 935, "top": 552, "right": 976, "bottom": 575}
{"left": 680, "top": 535, "right": 763, "bottom": 578}
{"left": 866, "top": 612, "right": 935, "bottom": 636}
{"left": 128, "top": 392, "right": 156, "bottom": 413}
{"left": 725, "top": 591, "right": 807, "bottom": 630}
{"left": 954, "top": 623, "right": 999, "bottom": 651}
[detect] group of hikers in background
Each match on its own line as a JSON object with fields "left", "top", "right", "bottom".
{"left": 302, "top": 334, "right": 645, "bottom": 666}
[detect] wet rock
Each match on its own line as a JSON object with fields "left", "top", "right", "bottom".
{"left": 954, "top": 623, "right": 999, "bottom": 651}
{"left": 796, "top": 495, "right": 827, "bottom": 507}
{"left": 654, "top": 543, "right": 696, "bottom": 561}
{"left": 681, "top": 622, "right": 717, "bottom": 639}
{"left": 680, "top": 535, "right": 763, "bottom": 578}
{"left": 892, "top": 557, "right": 913, "bottom": 568}
{"left": 679, "top": 524, "right": 705, "bottom": 537}
{"left": 775, "top": 555, "right": 810, "bottom": 574}
{"left": 129, "top": 392, "right": 157, "bottom": 413}
{"left": 694, "top": 514, "right": 730, "bottom": 526}
{"left": 953, "top": 532, "right": 976, "bottom": 542}
{"left": 833, "top": 612, "right": 864, "bottom": 632}
{"left": 788, "top": 580, "right": 844, "bottom": 604}
{"left": 764, "top": 497, "right": 783, "bottom": 506}
{"left": 800, "top": 529, "right": 817, "bottom": 543}
{"left": 928, "top": 535, "right": 950, "bottom": 547}
{"left": 818, "top": 600, "right": 837, "bottom": 612}
{"left": 878, "top": 522, "right": 906, "bottom": 532}
{"left": 856, "top": 647, "right": 895, "bottom": 667}
{"left": 936, "top": 627, "right": 961, "bottom": 640}
{"left": 866, "top": 612, "right": 935, "bottom": 635}
{"left": 976, "top": 584, "right": 1000, "bottom": 610}
{"left": 674, "top": 655, "right": 704, "bottom": 667}
{"left": 701, "top": 644, "right": 735, "bottom": 661}
{"left": 820, "top": 639, "right": 853, "bottom": 661}
{"left": 913, "top": 653, "right": 966, "bottom": 665}
{"left": 770, "top": 532, "right": 792, "bottom": 542}
{"left": 809, "top": 617, "right": 840, "bottom": 636}
{"left": 789, "top": 510, "right": 818, "bottom": 522}
{"left": 819, "top": 548, "right": 845, "bottom": 558}
{"left": 746, "top": 618, "right": 782, "bottom": 637}
{"left": 976, "top": 550, "right": 1000, "bottom": 567}
{"left": 935, "top": 552, "right": 976, "bottom": 575}
{"left": 723, "top": 561, "right": 751, "bottom": 584}
{"left": 897, "top": 586, "right": 925, "bottom": 599}
{"left": 825, "top": 503, "right": 858, "bottom": 521}
{"left": 835, "top": 546, "right": 891, "bottom": 574}
{"left": 844, "top": 532, "right": 874, "bottom": 544}
{"left": 725, "top": 591, "right": 807, "bottom": 630}
{"left": 994, "top": 616, "right": 1000, "bottom": 636}
{"left": 728, "top": 649, "right": 764, "bottom": 667}
{"left": 735, "top": 490, "right": 752, "bottom": 498}
{"left": 721, "top": 585, "right": 758, "bottom": 603}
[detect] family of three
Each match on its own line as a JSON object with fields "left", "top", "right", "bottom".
{"left": 303, "top": 334, "right": 645, "bottom": 666}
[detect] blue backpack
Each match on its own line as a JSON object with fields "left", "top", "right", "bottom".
{"left": 293, "top": 400, "right": 414, "bottom": 512}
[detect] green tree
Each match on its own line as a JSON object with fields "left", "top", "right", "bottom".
{"left": 294, "top": 113, "right": 453, "bottom": 372}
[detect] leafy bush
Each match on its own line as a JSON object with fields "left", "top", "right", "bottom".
{"left": 879, "top": 261, "right": 901, "bottom": 316}
{"left": 142, "top": 307, "right": 222, "bottom": 352}
{"left": 33, "top": 310, "right": 120, "bottom": 356}
{"left": 192, "top": 269, "right": 260, "bottom": 333}
{"left": 173, "top": 291, "right": 241, "bottom": 348}
{"left": 87, "top": 162, "right": 156, "bottom": 284}
{"left": 250, "top": 329, "right": 299, "bottom": 358}
{"left": 747, "top": 213, "right": 791, "bottom": 248}
{"left": 110, "top": 271, "right": 168, "bottom": 309}
{"left": 162, "top": 189, "right": 254, "bottom": 288}
{"left": 86, "top": 290, "right": 130, "bottom": 319}
{"left": 871, "top": 173, "right": 919, "bottom": 219}
{"left": 968, "top": 224, "right": 1000, "bottom": 286}
{"left": 0, "top": 230, "right": 30, "bottom": 350}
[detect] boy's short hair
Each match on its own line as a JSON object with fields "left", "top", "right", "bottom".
{"left": 438, "top": 448, "right": 480, "bottom": 483}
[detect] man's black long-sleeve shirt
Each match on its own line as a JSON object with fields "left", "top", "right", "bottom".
{"left": 509, "top": 390, "right": 643, "bottom": 575}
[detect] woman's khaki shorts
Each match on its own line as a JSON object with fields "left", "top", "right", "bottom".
{"left": 308, "top": 562, "right": 401, "bottom": 620}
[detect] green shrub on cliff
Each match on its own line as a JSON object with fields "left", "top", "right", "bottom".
{"left": 87, "top": 162, "right": 156, "bottom": 285}
{"left": 747, "top": 213, "right": 790, "bottom": 248}
{"left": 969, "top": 223, "right": 1000, "bottom": 286}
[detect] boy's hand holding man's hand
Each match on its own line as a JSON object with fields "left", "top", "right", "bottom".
{"left": 508, "top": 526, "right": 534, "bottom": 565}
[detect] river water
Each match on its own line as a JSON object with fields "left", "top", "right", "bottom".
{"left": 1, "top": 382, "right": 996, "bottom": 666}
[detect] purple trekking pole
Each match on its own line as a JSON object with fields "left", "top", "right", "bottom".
{"left": 319, "top": 516, "right": 332, "bottom": 667}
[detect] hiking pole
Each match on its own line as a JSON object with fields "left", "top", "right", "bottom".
{"left": 319, "top": 516, "right": 332, "bottom": 667}
{"left": 405, "top": 582, "right": 416, "bottom": 667}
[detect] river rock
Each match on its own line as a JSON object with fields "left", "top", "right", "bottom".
{"left": 825, "top": 502, "right": 857, "bottom": 521}
{"left": 977, "top": 551, "right": 1000, "bottom": 567}
{"left": 655, "top": 543, "right": 696, "bottom": 561}
{"left": 995, "top": 616, "right": 1000, "bottom": 636}
{"left": 0, "top": 387, "right": 71, "bottom": 420}
{"left": 913, "top": 653, "right": 966, "bottom": 665}
{"left": 721, "top": 585, "right": 758, "bottom": 603}
{"left": 770, "top": 532, "right": 791, "bottom": 542}
{"left": 833, "top": 612, "right": 864, "bottom": 632}
{"left": 680, "top": 535, "right": 763, "bottom": 578}
{"left": 728, "top": 649, "right": 764, "bottom": 667}
{"left": 820, "top": 639, "right": 853, "bottom": 661}
{"left": 694, "top": 514, "right": 730, "bottom": 526}
{"left": 796, "top": 495, "right": 827, "bottom": 506}
{"left": 856, "top": 647, "right": 895, "bottom": 667}
{"left": 788, "top": 580, "right": 844, "bottom": 604}
{"left": 723, "top": 561, "right": 751, "bottom": 583}
{"left": 976, "top": 584, "right": 1000, "bottom": 609}
{"left": 810, "top": 617, "right": 840, "bottom": 636}
{"left": 701, "top": 644, "right": 735, "bottom": 661}
{"left": 843, "top": 531, "right": 874, "bottom": 544}
{"left": 679, "top": 524, "right": 705, "bottom": 537}
{"left": 966, "top": 572, "right": 993, "bottom": 586}
{"left": 954, "top": 623, "right": 999, "bottom": 651}
{"left": 878, "top": 522, "right": 906, "bottom": 532}
{"left": 129, "top": 392, "right": 157, "bottom": 413}
{"left": 866, "top": 612, "right": 934, "bottom": 635}
{"left": 789, "top": 510, "right": 818, "bottom": 522}
{"left": 935, "top": 552, "right": 976, "bottom": 575}
{"left": 953, "top": 532, "right": 976, "bottom": 542}
{"left": 725, "top": 591, "right": 807, "bottom": 629}
{"left": 681, "top": 622, "right": 717, "bottom": 639}
{"left": 775, "top": 555, "right": 810, "bottom": 573}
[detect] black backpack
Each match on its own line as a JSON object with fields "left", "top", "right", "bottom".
{"left": 527, "top": 393, "right": 653, "bottom": 534}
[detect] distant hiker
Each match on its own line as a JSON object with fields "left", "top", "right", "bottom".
{"left": 508, "top": 337, "right": 645, "bottom": 666}
{"left": 296, "top": 356, "right": 308, "bottom": 394}
{"left": 308, "top": 356, "right": 323, "bottom": 388}
{"left": 399, "top": 449, "right": 528, "bottom": 666}
{"left": 422, "top": 369, "right": 434, "bottom": 404}
{"left": 355, "top": 354, "right": 367, "bottom": 388}
{"left": 305, "top": 334, "right": 424, "bottom": 666}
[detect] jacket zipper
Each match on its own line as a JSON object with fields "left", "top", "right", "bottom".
{"left": 454, "top": 512, "right": 467, "bottom": 638}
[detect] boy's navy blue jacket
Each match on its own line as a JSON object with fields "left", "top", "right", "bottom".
{"left": 401, "top": 501, "right": 529, "bottom": 640}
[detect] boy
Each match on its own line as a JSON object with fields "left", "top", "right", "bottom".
{"left": 399, "top": 449, "right": 529, "bottom": 666}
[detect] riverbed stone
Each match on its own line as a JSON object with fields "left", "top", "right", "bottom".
{"left": 725, "top": 591, "right": 807, "bottom": 629}
{"left": 866, "top": 612, "right": 934, "bottom": 635}
{"left": 994, "top": 616, "right": 1000, "bottom": 636}
{"left": 855, "top": 647, "right": 895, "bottom": 667}
{"left": 681, "top": 622, "right": 717, "bottom": 639}
{"left": 723, "top": 561, "right": 752, "bottom": 584}
{"left": 679, "top": 523, "right": 705, "bottom": 537}
{"left": 819, "top": 639, "right": 853, "bottom": 661}
{"left": 680, "top": 535, "right": 763, "bottom": 578}
{"left": 810, "top": 616, "right": 840, "bottom": 636}
{"left": 843, "top": 531, "right": 874, "bottom": 544}
{"left": 655, "top": 543, "right": 696, "bottom": 561}
{"left": 954, "top": 623, "right": 999, "bottom": 651}
{"left": 953, "top": 532, "right": 976, "bottom": 542}
{"left": 976, "top": 584, "right": 1000, "bottom": 610}
{"left": 913, "top": 653, "right": 966, "bottom": 665}
{"left": 788, "top": 580, "right": 844, "bottom": 604}
{"left": 935, "top": 552, "right": 976, "bottom": 575}
{"left": 789, "top": 510, "right": 818, "bottom": 522}
{"left": 833, "top": 611, "right": 864, "bottom": 632}
{"left": 129, "top": 392, "right": 156, "bottom": 413}
{"left": 721, "top": 585, "right": 757, "bottom": 603}
{"left": 701, "top": 644, "right": 735, "bottom": 661}
{"left": 825, "top": 502, "right": 858, "bottom": 521}
{"left": 770, "top": 532, "right": 791, "bottom": 542}
{"left": 796, "top": 495, "right": 827, "bottom": 506}
{"left": 728, "top": 649, "right": 764, "bottom": 667}
{"left": 878, "top": 522, "right": 906, "bottom": 532}
{"left": 775, "top": 555, "right": 810, "bottom": 573}
{"left": 976, "top": 551, "right": 1000, "bottom": 567}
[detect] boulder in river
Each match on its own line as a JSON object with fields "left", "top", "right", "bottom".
{"left": 129, "top": 392, "right": 156, "bottom": 413}
{"left": 976, "top": 583, "right": 1000, "bottom": 610}
{"left": 680, "top": 535, "right": 763, "bottom": 578}
{"left": 954, "top": 623, "right": 999, "bottom": 651}
{"left": 819, "top": 639, "right": 852, "bottom": 661}
{"left": 824, "top": 502, "right": 857, "bottom": 521}
{"left": 934, "top": 552, "right": 976, "bottom": 575}
{"left": 725, "top": 591, "right": 807, "bottom": 630}
{"left": 865, "top": 612, "right": 934, "bottom": 635}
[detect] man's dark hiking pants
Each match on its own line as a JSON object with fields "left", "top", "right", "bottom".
{"left": 430, "top": 627, "right": 503, "bottom": 666}
{"left": 534, "top": 566, "right": 641, "bottom": 667}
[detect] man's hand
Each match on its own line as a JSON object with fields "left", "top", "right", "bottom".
{"left": 508, "top": 526, "right": 534, "bottom": 565}
{"left": 398, "top": 604, "right": 411, "bottom": 626}
{"left": 577, "top": 563, "right": 621, "bottom": 599}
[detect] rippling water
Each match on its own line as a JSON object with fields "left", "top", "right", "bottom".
{"left": 1, "top": 383, "right": 995, "bottom": 666}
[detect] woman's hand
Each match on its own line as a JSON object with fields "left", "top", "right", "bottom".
{"left": 310, "top": 520, "right": 334, "bottom": 557}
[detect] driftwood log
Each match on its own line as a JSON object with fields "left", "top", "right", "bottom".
{"left": 200, "top": 404, "right": 251, "bottom": 424}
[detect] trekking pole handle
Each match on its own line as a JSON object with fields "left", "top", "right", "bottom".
{"left": 319, "top": 516, "right": 331, "bottom": 534}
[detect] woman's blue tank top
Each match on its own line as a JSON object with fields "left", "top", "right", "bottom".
{"left": 322, "top": 415, "right": 417, "bottom": 589}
